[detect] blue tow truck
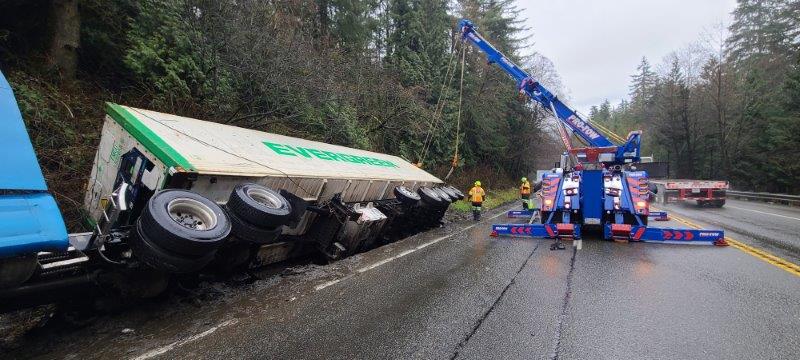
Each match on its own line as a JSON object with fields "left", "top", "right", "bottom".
{"left": 458, "top": 19, "right": 726, "bottom": 246}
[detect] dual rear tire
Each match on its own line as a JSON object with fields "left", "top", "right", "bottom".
{"left": 225, "top": 183, "right": 292, "bottom": 244}
{"left": 131, "top": 189, "right": 231, "bottom": 273}
{"left": 418, "top": 187, "right": 448, "bottom": 207}
{"left": 130, "top": 184, "right": 294, "bottom": 273}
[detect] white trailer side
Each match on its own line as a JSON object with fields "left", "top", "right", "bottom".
{"left": 85, "top": 103, "right": 442, "bottom": 230}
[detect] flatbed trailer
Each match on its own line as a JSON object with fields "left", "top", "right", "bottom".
{"left": 651, "top": 179, "right": 728, "bottom": 207}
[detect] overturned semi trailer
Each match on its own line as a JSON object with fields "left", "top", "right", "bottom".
{"left": 0, "top": 102, "right": 464, "bottom": 310}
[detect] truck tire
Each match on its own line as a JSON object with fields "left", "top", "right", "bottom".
{"left": 130, "top": 219, "right": 216, "bottom": 273}
{"left": 139, "top": 189, "right": 231, "bottom": 257}
{"left": 227, "top": 210, "right": 284, "bottom": 244}
{"left": 418, "top": 187, "right": 446, "bottom": 207}
{"left": 433, "top": 187, "right": 454, "bottom": 202}
{"left": 0, "top": 255, "right": 38, "bottom": 289}
{"left": 394, "top": 186, "right": 421, "bottom": 206}
{"left": 446, "top": 186, "right": 465, "bottom": 200}
{"left": 440, "top": 186, "right": 460, "bottom": 202}
{"left": 533, "top": 181, "right": 542, "bottom": 193}
{"left": 227, "top": 183, "right": 292, "bottom": 229}
{"left": 210, "top": 241, "right": 253, "bottom": 274}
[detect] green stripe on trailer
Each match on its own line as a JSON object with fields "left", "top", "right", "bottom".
{"left": 104, "top": 102, "right": 194, "bottom": 171}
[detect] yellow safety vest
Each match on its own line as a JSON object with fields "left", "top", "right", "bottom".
{"left": 468, "top": 186, "right": 485, "bottom": 203}
{"left": 520, "top": 181, "right": 531, "bottom": 195}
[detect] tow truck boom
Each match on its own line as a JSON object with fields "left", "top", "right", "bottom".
{"left": 459, "top": 19, "right": 641, "bottom": 165}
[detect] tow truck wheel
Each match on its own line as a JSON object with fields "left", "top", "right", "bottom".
{"left": 532, "top": 181, "right": 542, "bottom": 193}
{"left": 130, "top": 219, "right": 217, "bottom": 274}
{"left": 139, "top": 189, "right": 231, "bottom": 257}
{"left": 0, "top": 255, "right": 38, "bottom": 289}
{"left": 393, "top": 186, "right": 421, "bottom": 206}
{"left": 227, "top": 183, "right": 292, "bottom": 229}
{"left": 418, "top": 187, "right": 446, "bottom": 207}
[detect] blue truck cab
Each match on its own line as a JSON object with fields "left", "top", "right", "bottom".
{"left": 0, "top": 71, "right": 69, "bottom": 260}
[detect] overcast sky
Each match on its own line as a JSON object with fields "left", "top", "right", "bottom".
{"left": 516, "top": 0, "right": 738, "bottom": 114}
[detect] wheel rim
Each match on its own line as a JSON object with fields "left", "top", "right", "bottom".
{"left": 247, "top": 187, "right": 283, "bottom": 209}
{"left": 168, "top": 198, "right": 218, "bottom": 230}
{"left": 423, "top": 188, "right": 440, "bottom": 200}
{"left": 398, "top": 186, "right": 418, "bottom": 199}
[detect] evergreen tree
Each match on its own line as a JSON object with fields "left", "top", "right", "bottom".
{"left": 629, "top": 57, "right": 657, "bottom": 105}
{"left": 727, "top": 0, "right": 797, "bottom": 64}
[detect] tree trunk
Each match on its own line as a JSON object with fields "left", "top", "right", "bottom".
{"left": 47, "top": 0, "right": 80, "bottom": 80}
{"left": 317, "top": 0, "right": 329, "bottom": 37}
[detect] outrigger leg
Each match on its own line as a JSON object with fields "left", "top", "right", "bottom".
{"left": 604, "top": 223, "right": 727, "bottom": 245}
{"left": 490, "top": 222, "right": 580, "bottom": 250}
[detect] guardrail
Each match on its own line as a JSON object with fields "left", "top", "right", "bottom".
{"left": 727, "top": 190, "right": 800, "bottom": 206}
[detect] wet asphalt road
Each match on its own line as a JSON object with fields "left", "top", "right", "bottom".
{"left": 659, "top": 198, "right": 800, "bottom": 263}
{"left": 6, "top": 200, "right": 800, "bottom": 360}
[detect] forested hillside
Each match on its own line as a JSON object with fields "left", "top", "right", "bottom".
{"left": 589, "top": 0, "right": 800, "bottom": 194}
{"left": 0, "top": 0, "right": 563, "bottom": 230}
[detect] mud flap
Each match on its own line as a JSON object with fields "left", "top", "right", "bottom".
{"left": 604, "top": 224, "right": 726, "bottom": 245}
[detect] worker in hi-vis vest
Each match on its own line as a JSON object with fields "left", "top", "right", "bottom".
{"left": 467, "top": 181, "right": 486, "bottom": 221}
{"left": 520, "top": 177, "right": 532, "bottom": 210}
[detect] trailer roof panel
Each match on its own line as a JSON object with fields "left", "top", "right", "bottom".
{"left": 108, "top": 104, "right": 442, "bottom": 183}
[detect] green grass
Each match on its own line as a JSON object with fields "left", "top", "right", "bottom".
{"left": 450, "top": 188, "right": 520, "bottom": 212}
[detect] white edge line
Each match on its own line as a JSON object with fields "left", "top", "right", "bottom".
{"left": 726, "top": 205, "right": 800, "bottom": 221}
{"left": 354, "top": 222, "right": 481, "bottom": 273}
{"left": 489, "top": 211, "right": 505, "bottom": 220}
{"left": 315, "top": 207, "right": 507, "bottom": 290}
{"left": 314, "top": 275, "right": 354, "bottom": 291}
{"left": 131, "top": 319, "right": 238, "bottom": 360}
{"left": 314, "top": 208, "right": 505, "bottom": 291}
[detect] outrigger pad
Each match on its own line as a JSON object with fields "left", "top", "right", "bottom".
{"left": 648, "top": 211, "right": 669, "bottom": 221}
{"left": 603, "top": 224, "right": 726, "bottom": 245}
{"left": 507, "top": 209, "right": 538, "bottom": 218}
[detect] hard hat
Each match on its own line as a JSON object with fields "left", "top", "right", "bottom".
{"left": 475, "top": 181, "right": 481, "bottom": 186}
{"left": 521, "top": 177, "right": 527, "bottom": 182}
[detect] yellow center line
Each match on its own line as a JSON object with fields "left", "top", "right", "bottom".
{"left": 664, "top": 211, "right": 800, "bottom": 277}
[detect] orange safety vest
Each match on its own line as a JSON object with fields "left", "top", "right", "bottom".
{"left": 468, "top": 186, "right": 485, "bottom": 203}
{"left": 520, "top": 181, "right": 531, "bottom": 195}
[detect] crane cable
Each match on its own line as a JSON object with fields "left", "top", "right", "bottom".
{"left": 443, "top": 46, "right": 466, "bottom": 180}
{"left": 418, "top": 38, "right": 460, "bottom": 167}
{"left": 419, "top": 45, "right": 463, "bottom": 167}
